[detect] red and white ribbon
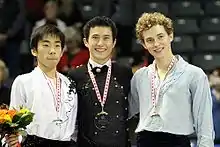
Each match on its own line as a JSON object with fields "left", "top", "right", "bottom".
{"left": 151, "top": 56, "right": 177, "bottom": 115}
{"left": 87, "top": 63, "right": 112, "bottom": 109}
{"left": 43, "top": 73, "right": 61, "bottom": 113}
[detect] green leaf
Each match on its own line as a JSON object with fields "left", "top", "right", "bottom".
{"left": 17, "top": 113, "right": 34, "bottom": 128}
{"left": 12, "top": 114, "right": 21, "bottom": 123}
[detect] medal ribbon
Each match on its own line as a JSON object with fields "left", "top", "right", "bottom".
{"left": 43, "top": 73, "right": 61, "bottom": 113}
{"left": 88, "top": 62, "right": 111, "bottom": 109}
{"left": 151, "top": 56, "right": 176, "bottom": 114}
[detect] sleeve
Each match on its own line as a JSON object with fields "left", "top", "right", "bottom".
{"left": 190, "top": 72, "right": 215, "bottom": 147}
{"left": 10, "top": 76, "right": 26, "bottom": 109}
{"left": 128, "top": 72, "right": 140, "bottom": 119}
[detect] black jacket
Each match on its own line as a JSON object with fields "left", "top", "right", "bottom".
{"left": 68, "top": 62, "right": 133, "bottom": 147}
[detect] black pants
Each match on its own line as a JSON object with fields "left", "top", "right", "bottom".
{"left": 22, "top": 135, "right": 77, "bottom": 147}
{"left": 77, "top": 133, "right": 129, "bottom": 147}
{"left": 137, "top": 131, "right": 191, "bottom": 147}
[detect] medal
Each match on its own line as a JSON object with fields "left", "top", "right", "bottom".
{"left": 88, "top": 62, "right": 112, "bottom": 130}
{"left": 149, "top": 115, "right": 163, "bottom": 130}
{"left": 150, "top": 56, "right": 177, "bottom": 116}
{"left": 94, "top": 106, "right": 110, "bottom": 130}
{"left": 42, "top": 72, "right": 63, "bottom": 125}
{"left": 94, "top": 111, "right": 110, "bottom": 130}
{"left": 53, "top": 118, "right": 63, "bottom": 126}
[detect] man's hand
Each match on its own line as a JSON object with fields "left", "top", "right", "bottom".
{"left": 5, "top": 134, "right": 19, "bottom": 147}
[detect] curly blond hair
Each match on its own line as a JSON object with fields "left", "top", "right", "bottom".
{"left": 136, "top": 12, "right": 173, "bottom": 43}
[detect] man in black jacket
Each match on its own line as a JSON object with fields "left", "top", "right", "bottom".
{"left": 68, "top": 16, "right": 135, "bottom": 147}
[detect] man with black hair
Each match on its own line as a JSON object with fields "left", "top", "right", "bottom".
{"left": 68, "top": 16, "right": 134, "bottom": 147}
{"left": 7, "top": 24, "right": 78, "bottom": 147}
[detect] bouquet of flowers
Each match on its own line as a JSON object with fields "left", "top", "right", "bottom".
{"left": 0, "top": 104, "right": 34, "bottom": 147}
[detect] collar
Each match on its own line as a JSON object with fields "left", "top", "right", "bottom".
{"left": 149, "top": 55, "right": 188, "bottom": 74}
{"left": 89, "top": 59, "right": 111, "bottom": 68}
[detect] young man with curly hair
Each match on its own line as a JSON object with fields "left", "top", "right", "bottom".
{"left": 129, "top": 12, "right": 214, "bottom": 147}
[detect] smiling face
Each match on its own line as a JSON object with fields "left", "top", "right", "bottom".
{"left": 136, "top": 12, "right": 174, "bottom": 60}
{"left": 83, "top": 26, "right": 116, "bottom": 63}
{"left": 31, "top": 35, "right": 63, "bottom": 70}
{"left": 141, "top": 25, "right": 173, "bottom": 59}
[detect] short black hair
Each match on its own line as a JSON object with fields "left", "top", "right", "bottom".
{"left": 30, "top": 24, "right": 65, "bottom": 50}
{"left": 83, "top": 16, "right": 117, "bottom": 41}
